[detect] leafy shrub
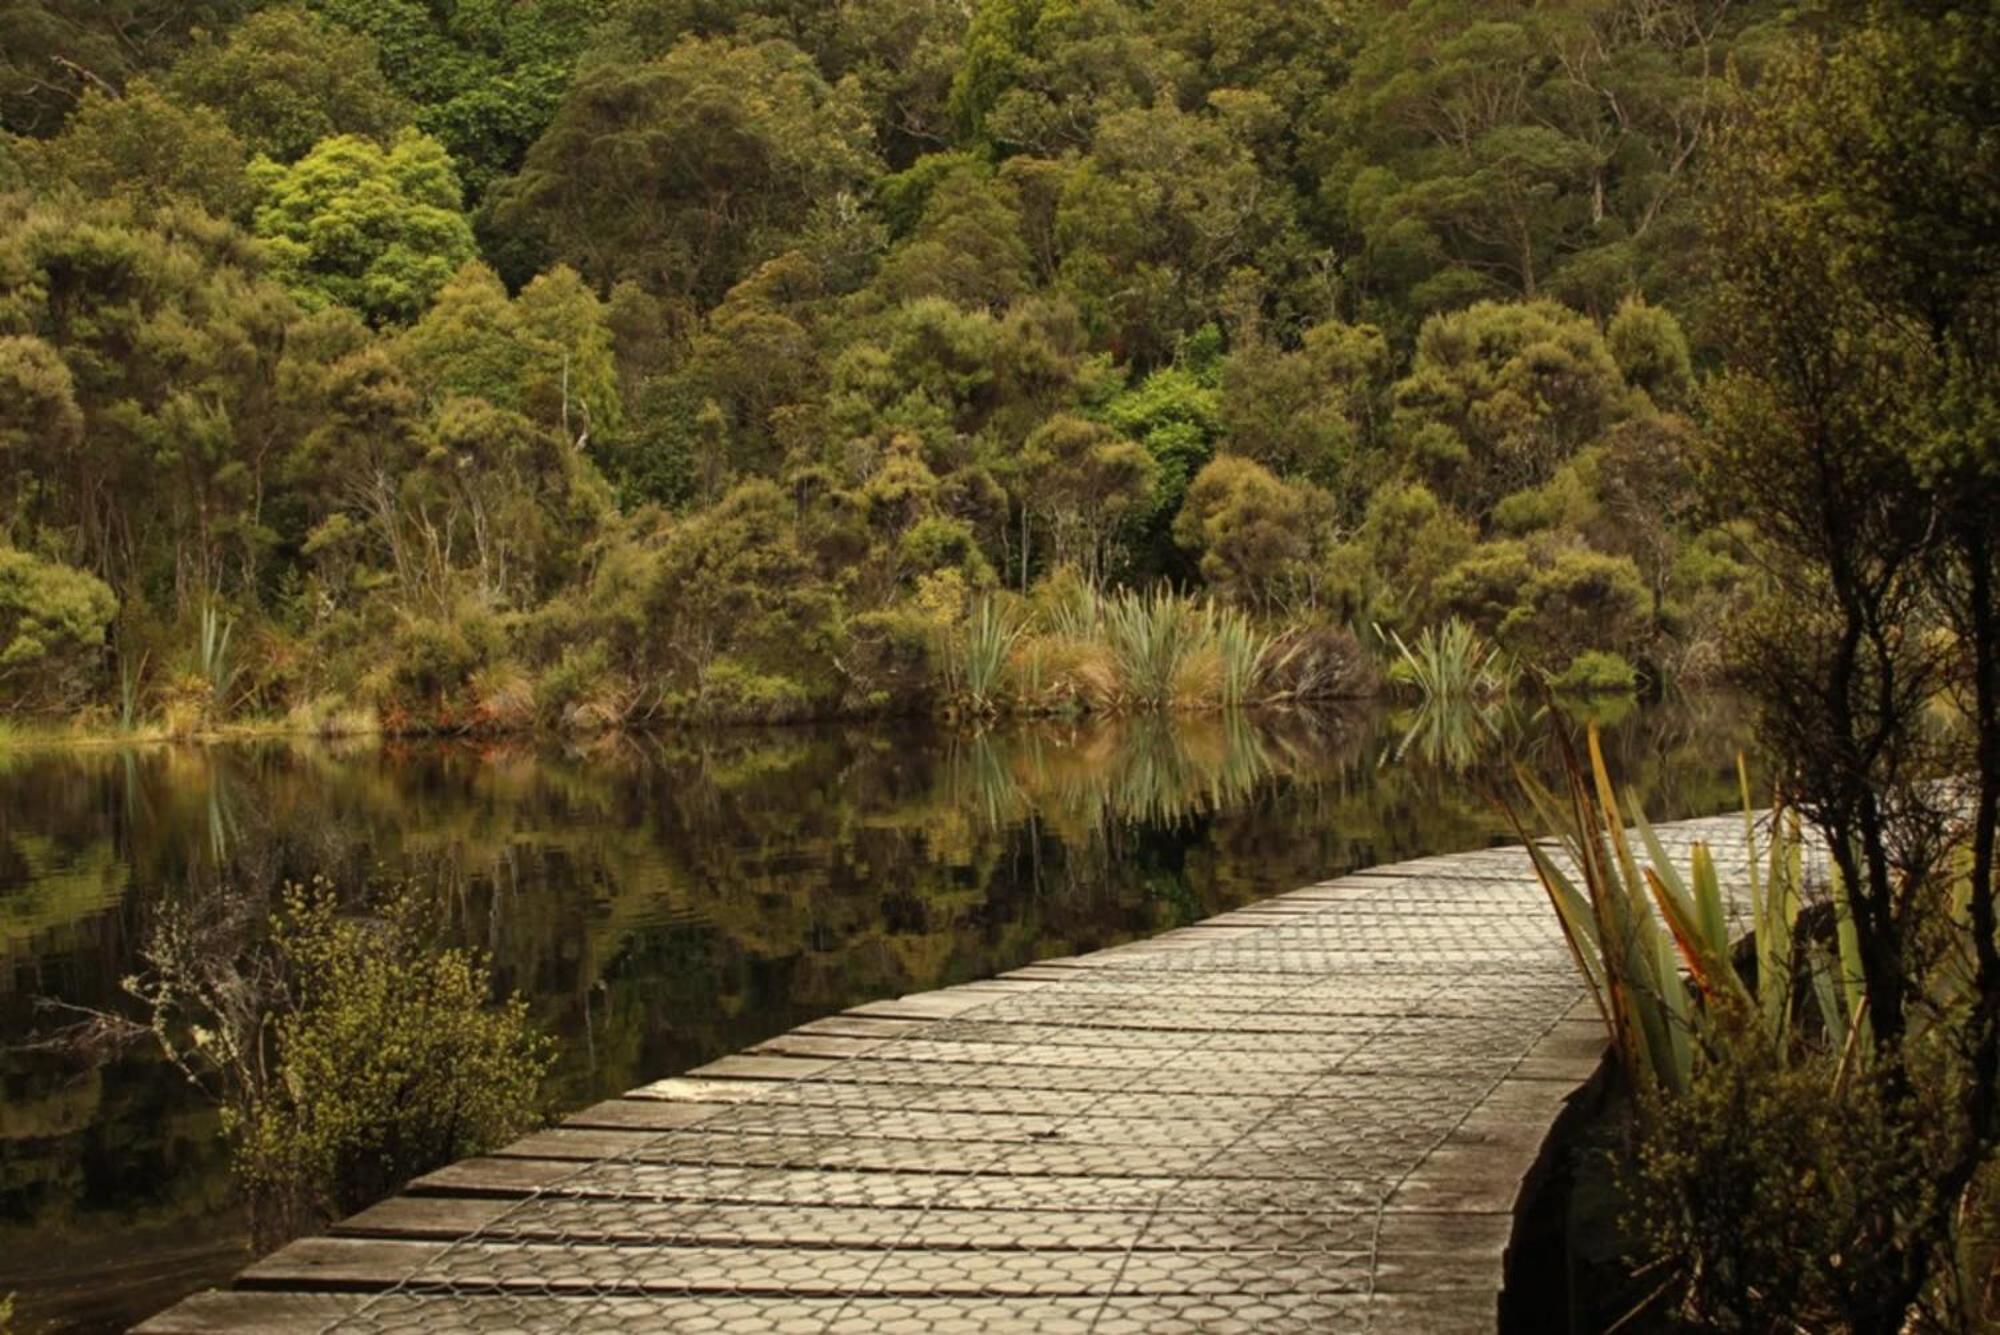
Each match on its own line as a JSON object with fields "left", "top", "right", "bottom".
{"left": 841, "top": 609, "right": 938, "bottom": 714}
{"left": 369, "top": 605, "right": 511, "bottom": 730}
{"left": 1172, "top": 455, "right": 1325, "bottom": 610}
{"left": 134, "top": 879, "right": 551, "bottom": 1253}
{"left": 667, "top": 657, "right": 817, "bottom": 724}
{"left": 533, "top": 642, "right": 613, "bottom": 728}
{"left": 1520, "top": 731, "right": 1993, "bottom": 1329}
{"left": 1631, "top": 1018, "right": 1940, "bottom": 1331}
{"left": 1553, "top": 649, "right": 1638, "bottom": 695}
{"left": 0, "top": 547, "right": 117, "bottom": 712}
{"left": 239, "top": 883, "right": 548, "bottom": 1249}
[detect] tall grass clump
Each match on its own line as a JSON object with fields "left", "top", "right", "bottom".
{"left": 1206, "top": 602, "right": 1269, "bottom": 708}
{"left": 197, "top": 605, "right": 238, "bottom": 715}
{"left": 1103, "top": 588, "right": 1197, "bottom": 707}
{"left": 941, "top": 597, "right": 1019, "bottom": 716}
{"left": 1381, "top": 617, "right": 1509, "bottom": 702}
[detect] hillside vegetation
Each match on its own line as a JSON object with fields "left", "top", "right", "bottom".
{"left": 0, "top": 0, "right": 1795, "bottom": 732}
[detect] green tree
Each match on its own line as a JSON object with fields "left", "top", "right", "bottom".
{"left": 870, "top": 161, "right": 1033, "bottom": 311}
{"left": 0, "top": 194, "right": 307, "bottom": 605}
{"left": 249, "top": 128, "right": 477, "bottom": 325}
{"left": 0, "top": 0, "right": 250, "bottom": 136}
{"left": 1389, "top": 298, "right": 1639, "bottom": 516}
{"left": 1055, "top": 103, "right": 1304, "bottom": 365}
{"left": 401, "top": 262, "right": 620, "bottom": 451}
{"left": 499, "top": 37, "right": 878, "bottom": 308}
{"left": 305, "top": 0, "right": 610, "bottom": 198}
{"left": 1172, "top": 454, "right": 1325, "bottom": 610}
{"left": 0, "top": 333, "right": 83, "bottom": 545}
{"left": 1018, "top": 412, "right": 1157, "bottom": 584}
{"left": 1692, "top": 5, "right": 1999, "bottom": 1324}
{"left": 167, "top": 5, "right": 412, "bottom": 163}
{"left": 1327, "top": 0, "right": 1761, "bottom": 323}
{"left": 16, "top": 80, "right": 250, "bottom": 217}
{"left": 1219, "top": 318, "right": 1392, "bottom": 505}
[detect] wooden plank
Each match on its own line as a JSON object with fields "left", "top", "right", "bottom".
{"left": 561, "top": 1098, "right": 724, "bottom": 1131}
{"left": 138, "top": 1291, "right": 1487, "bottom": 1335}
{"left": 134, "top": 1292, "right": 373, "bottom": 1334}
{"left": 685, "top": 1054, "right": 838, "bottom": 1081}
{"left": 237, "top": 1236, "right": 1393, "bottom": 1298}
{"left": 334, "top": 1195, "right": 1401, "bottom": 1253}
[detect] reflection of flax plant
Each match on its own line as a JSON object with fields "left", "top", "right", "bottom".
{"left": 960, "top": 714, "right": 1286, "bottom": 834}
{"left": 1387, "top": 699, "right": 1509, "bottom": 771}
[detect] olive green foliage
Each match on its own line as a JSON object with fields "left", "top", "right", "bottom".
{"left": 227, "top": 880, "right": 551, "bottom": 1248}
{"left": 15, "top": 81, "right": 252, "bottom": 216}
{"left": 1327, "top": 0, "right": 1782, "bottom": 325}
{"left": 1173, "top": 455, "right": 1327, "bottom": 611}
{"left": 1683, "top": 5, "right": 2000, "bottom": 1325}
{"left": 0, "top": 0, "right": 1798, "bottom": 728}
{"left": 0, "top": 547, "right": 116, "bottom": 708}
{"left": 128, "top": 876, "right": 552, "bottom": 1251}
{"left": 0, "top": 1, "right": 253, "bottom": 136}
{"left": 168, "top": 5, "right": 411, "bottom": 162}
{"left": 496, "top": 37, "right": 879, "bottom": 306}
{"left": 304, "top": 0, "right": 610, "bottom": 199}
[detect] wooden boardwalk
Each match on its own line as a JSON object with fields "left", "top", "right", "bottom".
{"left": 137, "top": 813, "right": 1750, "bottom": 1334}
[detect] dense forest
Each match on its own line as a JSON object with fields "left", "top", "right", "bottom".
{"left": 0, "top": 0, "right": 1798, "bottom": 732}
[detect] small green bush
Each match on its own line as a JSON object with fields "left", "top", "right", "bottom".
{"left": 1632, "top": 1018, "right": 1940, "bottom": 1331}
{"left": 669, "top": 657, "right": 817, "bottom": 723}
{"left": 1552, "top": 649, "right": 1638, "bottom": 694}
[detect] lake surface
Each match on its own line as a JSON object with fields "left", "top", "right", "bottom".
{"left": 0, "top": 699, "right": 1754, "bottom": 1331}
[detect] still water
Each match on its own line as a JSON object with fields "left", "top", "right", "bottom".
{"left": 1, "top": 699, "right": 1753, "bottom": 1331}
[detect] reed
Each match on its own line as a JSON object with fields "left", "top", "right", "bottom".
{"left": 117, "top": 650, "right": 147, "bottom": 732}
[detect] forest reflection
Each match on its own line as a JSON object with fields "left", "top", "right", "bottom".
{"left": 2, "top": 697, "right": 1751, "bottom": 1331}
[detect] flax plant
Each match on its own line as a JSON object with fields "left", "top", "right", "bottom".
{"left": 197, "top": 605, "right": 239, "bottom": 719}
{"left": 944, "top": 598, "right": 1019, "bottom": 716}
{"left": 1381, "top": 618, "right": 1510, "bottom": 702}
{"left": 1103, "top": 588, "right": 1192, "bottom": 708}
{"left": 1512, "top": 725, "right": 1869, "bottom": 1096}
{"left": 1206, "top": 602, "right": 1269, "bottom": 709}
